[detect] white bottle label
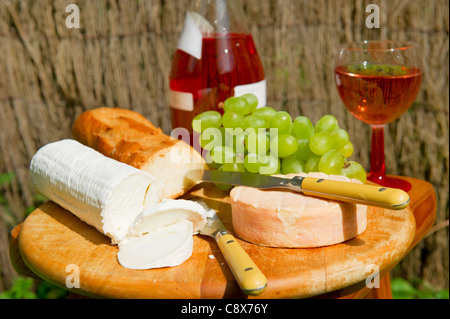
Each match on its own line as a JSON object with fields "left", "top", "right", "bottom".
{"left": 234, "top": 79, "right": 267, "bottom": 108}
{"left": 177, "top": 12, "right": 214, "bottom": 60}
{"left": 169, "top": 90, "right": 194, "bottom": 112}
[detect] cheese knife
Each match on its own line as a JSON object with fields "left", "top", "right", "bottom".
{"left": 186, "top": 169, "right": 410, "bottom": 210}
{"left": 191, "top": 198, "right": 267, "bottom": 296}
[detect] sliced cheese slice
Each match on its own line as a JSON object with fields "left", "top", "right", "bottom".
{"left": 130, "top": 199, "right": 214, "bottom": 236}
{"left": 117, "top": 220, "right": 194, "bottom": 270}
{"left": 30, "top": 139, "right": 158, "bottom": 244}
{"left": 116, "top": 199, "right": 213, "bottom": 270}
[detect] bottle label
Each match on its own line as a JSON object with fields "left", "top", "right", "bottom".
{"left": 170, "top": 79, "right": 267, "bottom": 112}
{"left": 169, "top": 90, "right": 194, "bottom": 111}
{"left": 177, "top": 12, "right": 214, "bottom": 60}
{"left": 234, "top": 79, "right": 267, "bottom": 108}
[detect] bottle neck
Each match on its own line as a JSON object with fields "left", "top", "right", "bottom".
{"left": 191, "top": 0, "right": 249, "bottom": 36}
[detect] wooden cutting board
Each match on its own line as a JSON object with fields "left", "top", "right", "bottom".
{"left": 17, "top": 183, "right": 415, "bottom": 299}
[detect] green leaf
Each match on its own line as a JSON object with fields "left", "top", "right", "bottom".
{"left": 36, "top": 281, "right": 68, "bottom": 299}
{"left": 0, "top": 277, "right": 37, "bottom": 299}
{"left": 0, "top": 194, "right": 7, "bottom": 205}
{"left": 0, "top": 291, "right": 13, "bottom": 299}
{"left": 435, "top": 289, "right": 450, "bottom": 299}
{"left": 391, "top": 277, "right": 449, "bottom": 299}
{"left": 391, "top": 278, "right": 417, "bottom": 299}
{"left": 0, "top": 172, "right": 15, "bottom": 186}
{"left": 32, "top": 194, "right": 48, "bottom": 203}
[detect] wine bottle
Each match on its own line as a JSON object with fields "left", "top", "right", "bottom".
{"left": 169, "top": 0, "right": 266, "bottom": 142}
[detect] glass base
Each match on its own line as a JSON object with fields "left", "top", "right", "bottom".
{"left": 367, "top": 174, "right": 412, "bottom": 192}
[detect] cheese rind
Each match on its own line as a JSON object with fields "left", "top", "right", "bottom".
{"left": 230, "top": 173, "right": 368, "bottom": 248}
{"left": 30, "top": 139, "right": 157, "bottom": 244}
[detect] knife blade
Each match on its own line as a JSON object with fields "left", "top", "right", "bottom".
{"left": 192, "top": 198, "right": 267, "bottom": 296}
{"left": 186, "top": 169, "right": 410, "bottom": 210}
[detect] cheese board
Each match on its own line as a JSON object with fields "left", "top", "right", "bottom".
{"left": 16, "top": 183, "right": 415, "bottom": 299}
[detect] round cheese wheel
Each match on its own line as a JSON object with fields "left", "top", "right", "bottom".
{"left": 230, "top": 173, "right": 368, "bottom": 248}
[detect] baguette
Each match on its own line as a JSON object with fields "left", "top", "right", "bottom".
{"left": 72, "top": 107, "right": 206, "bottom": 201}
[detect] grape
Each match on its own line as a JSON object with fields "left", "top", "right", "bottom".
{"left": 244, "top": 153, "right": 279, "bottom": 175}
{"left": 270, "top": 111, "right": 293, "bottom": 134}
{"left": 200, "top": 127, "right": 224, "bottom": 150}
{"left": 224, "top": 128, "right": 246, "bottom": 156}
{"left": 305, "top": 156, "right": 320, "bottom": 173}
{"left": 235, "top": 152, "right": 246, "bottom": 164}
{"left": 282, "top": 156, "right": 305, "bottom": 174}
{"left": 318, "top": 150, "right": 345, "bottom": 175}
{"left": 245, "top": 132, "right": 270, "bottom": 155}
{"left": 292, "top": 116, "right": 314, "bottom": 140}
{"left": 340, "top": 161, "right": 367, "bottom": 183}
{"left": 223, "top": 162, "right": 245, "bottom": 173}
{"left": 244, "top": 153, "right": 261, "bottom": 173}
{"left": 295, "top": 139, "right": 315, "bottom": 162}
{"left": 309, "top": 132, "right": 334, "bottom": 156}
{"left": 244, "top": 115, "right": 266, "bottom": 130}
{"left": 215, "top": 166, "right": 234, "bottom": 191}
{"left": 253, "top": 107, "right": 277, "bottom": 128}
{"left": 210, "top": 145, "right": 235, "bottom": 164}
{"left": 258, "top": 154, "right": 281, "bottom": 175}
{"left": 203, "top": 150, "right": 221, "bottom": 169}
{"left": 240, "top": 93, "right": 259, "bottom": 113}
{"left": 270, "top": 134, "right": 298, "bottom": 158}
{"left": 266, "top": 128, "right": 280, "bottom": 142}
{"left": 193, "top": 106, "right": 363, "bottom": 182}
{"left": 224, "top": 97, "right": 251, "bottom": 116}
{"left": 339, "top": 141, "right": 354, "bottom": 158}
{"left": 330, "top": 128, "right": 349, "bottom": 150}
{"left": 222, "top": 111, "right": 245, "bottom": 129}
{"left": 192, "top": 111, "right": 222, "bottom": 133}
{"left": 315, "top": 115, "right": 339, "bottom": 133}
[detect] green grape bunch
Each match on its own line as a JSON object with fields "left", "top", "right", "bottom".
{"left": 191, "top": 94, "right": 367, "bottom": 189}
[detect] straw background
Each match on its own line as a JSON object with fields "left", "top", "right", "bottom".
{"left": 0, "top": 0, "right": 448, "bottom": 293}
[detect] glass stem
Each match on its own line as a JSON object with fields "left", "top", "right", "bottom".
{"left": 370, "top": 125, "right": 386, "bottom": 178}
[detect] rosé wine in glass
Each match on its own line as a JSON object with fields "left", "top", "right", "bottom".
{"left": 335, "top": 41, "right": 423, "bottom": 191}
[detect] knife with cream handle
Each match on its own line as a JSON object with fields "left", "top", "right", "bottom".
{"left": 187, "top": 170, "right": 410, "bottom": 210}
{"left": 193, "top": 199, "right": 267, "bottom": 296}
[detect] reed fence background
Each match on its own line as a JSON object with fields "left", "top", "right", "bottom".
{"left": 0, "top": 0, "right": 448, "bottom": 293}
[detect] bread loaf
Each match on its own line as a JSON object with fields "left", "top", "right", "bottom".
{"left": 72, "top": 107, "right": 206, "bottom": 201}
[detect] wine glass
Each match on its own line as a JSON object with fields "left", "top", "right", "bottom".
{"left": 335, "top": 40, "right": 423, "bottom": 191}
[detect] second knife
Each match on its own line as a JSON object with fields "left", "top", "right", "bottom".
{"left": 186, "top": 169, "right": 410, "bottom": 210}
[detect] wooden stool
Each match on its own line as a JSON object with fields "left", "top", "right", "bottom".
{"left": 9, "top": 176, "right": 436, "bottom": 299}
